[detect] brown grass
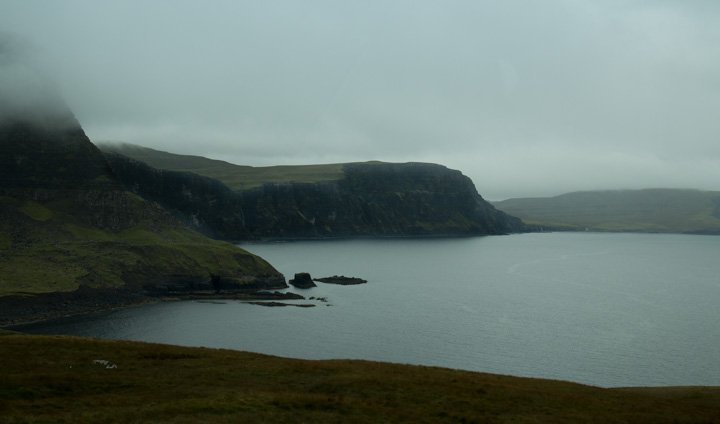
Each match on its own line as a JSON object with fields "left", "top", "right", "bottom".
{"left": 1, "top": 331, "right": 719, "bottom": 423}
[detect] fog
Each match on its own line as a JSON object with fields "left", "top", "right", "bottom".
{"left": 1, "top": 1, "right": 719, "bottom": 200}
{"left": 0, "top": 35, "right": 57, "bottom": 119}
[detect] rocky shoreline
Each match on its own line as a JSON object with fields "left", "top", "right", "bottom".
{"left": 0, "top": 274, "right": 366, "bottom": 328}
{"left": 0, "top": 285, "right": 148, "bottom": 328}
{"left": 0, "top": 289, "right": 307, "bottom": 328}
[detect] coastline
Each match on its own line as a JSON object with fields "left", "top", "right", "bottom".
{"left": 0, "top": 290, "right": 303, "bottom": 328}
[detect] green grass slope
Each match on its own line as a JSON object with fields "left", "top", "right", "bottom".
{"left": 100, "top": 142, "right": 354, "bottom": 190}
{"left": 0, "top": 193, "right": 278, "bottom": 297}
{"left": 1, "top": 107, "right": 285, "bottom": 325}
{"left": 493, "top": 189, "right": 720, "bottom": 234}
{"left": 1, "top": 332, "right": 719, "bottom": 423}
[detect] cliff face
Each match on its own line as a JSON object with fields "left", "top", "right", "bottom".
{"left": 103, "top": 149, "right": 526, "bottom": 240}
{"left": 242, "top": 163, "right": 525, "bottom": 238}
{"left": 0, "top": 99, "right": 285, "bottom": 325}
{"left": 103, "top": 152, "right": 250, "bottom": 240}
{"left": 0, "top": 114, "right": 163, "bottom": 232}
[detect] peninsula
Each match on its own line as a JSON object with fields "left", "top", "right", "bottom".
{"left": 100, "top": 143, "right": 528, "bottom": 240}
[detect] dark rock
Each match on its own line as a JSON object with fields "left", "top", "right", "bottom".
{"left": 0, "top": 284, "right": 148, "bottom": 327}
{"left": 314, "top": 275, "right": 367, "bottom": 285}
{"left": 246, "top": 301, "right": 315, "bottom": 308}
{"left": 240, "top": 163, "right": 526, "bottom": 238}
{"left": 242, "top": 291, "right": 305, "bottom": 300}
{"left": 289, "top": 272, "right": 316, "bottom": 289}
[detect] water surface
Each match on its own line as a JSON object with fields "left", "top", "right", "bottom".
{"left": 13, "top": 233, "right": 720, "bottom": 387}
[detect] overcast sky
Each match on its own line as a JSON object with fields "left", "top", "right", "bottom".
{"left": 2, "top": 1, "right": 719, "bottom": 199}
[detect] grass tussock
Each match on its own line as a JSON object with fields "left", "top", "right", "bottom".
{"left": 1, "top": 332, "right": 719, "bottom": 423}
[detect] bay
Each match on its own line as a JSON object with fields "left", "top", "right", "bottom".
{"left": 12, "top": 233, "right": 720, "bottom": 388}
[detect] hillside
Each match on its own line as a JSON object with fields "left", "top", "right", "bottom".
{"left": 100, "top": 143, "right": 527, "bottom": 239}
{"left": 0, "top": 86, "right": 285, "bottom": 326}
{"left": 2, "top": 331, "right": 720, "bottom": 423}
{"left": 100, "top": 142, "right": 347, "bottom": 191}
{"left": 101, "top": 151, "right": 251, "bottom": 240}
{"left": 493, "top": 189, "right": 720, "bottom": 234}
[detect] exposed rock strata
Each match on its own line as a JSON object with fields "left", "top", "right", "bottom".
{"left": 103, "top": 152, "right": 250, "bottom": 240}
{"left": 102, "top": 148, "right": 528, "bottom": 240}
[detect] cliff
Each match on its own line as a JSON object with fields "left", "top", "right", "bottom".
{"left": 102, "top": 152, "right": 250, "bottom": 240}
{"left": 241, "top": 162, "right": 525, "bottom": 238}
{"left": 101, "top": 144, "right": 527, "bottom": 239}
{"left": 0, "top": 91, "right": 285, "bottom": 326}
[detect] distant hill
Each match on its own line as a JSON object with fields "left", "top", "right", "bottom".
{"left": 100, "top": 143, "right": 527, "bottom": 239}
{"left": 493, "top": 189, "right": 720, "bottom": 234}
{"left": 0, "top": 91, "right": 285, "bottom": 325}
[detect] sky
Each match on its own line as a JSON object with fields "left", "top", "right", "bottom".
{"left": 1, "top": 1, "right": 719, "bottom": 200}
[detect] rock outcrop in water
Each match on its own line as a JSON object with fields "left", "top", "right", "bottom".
{"left": 314, "top": 276, "right": 367, "bottom": 285}
{"left": 289, "top": 273, "right": 317, "bottom": 289}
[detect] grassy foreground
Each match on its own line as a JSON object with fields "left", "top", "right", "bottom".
{"left": 2, "top": 331, "right": 719, "bottom": 423}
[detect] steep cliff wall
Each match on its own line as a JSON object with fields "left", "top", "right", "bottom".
{"left": 103, "top": 149, "right": 526, "bottom": 240}
{"left": 103, "top": 152, "right": 250, "bottom": 240}
{"left": 242, "top": 162, "right": 526, "bottom": 238}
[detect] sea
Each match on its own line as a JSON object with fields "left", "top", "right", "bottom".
{"left": 11, "top": 232, "right": 720, "bottom": 388}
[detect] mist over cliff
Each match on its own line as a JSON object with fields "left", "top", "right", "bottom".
{"left": 0, "top": 33, "right": 76, "bottom": 132}
{"left": 0, "top": 45, "right": 285, "bottom": 324}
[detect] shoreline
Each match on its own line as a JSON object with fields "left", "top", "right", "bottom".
{"left": 0, "top": 290, "right": 304, "bottom": 328}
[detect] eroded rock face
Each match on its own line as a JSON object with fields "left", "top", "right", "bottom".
{"left": 289, "top": 272, "right": 316, "bottom": 289}
{"left": 241, "top": 163, "right": 527, "bottom": 239}
{"left": 103, "top": 152, "right": 250, "bottom": 240}
{"left": 100, "top": 145, "right": 527, "bottom": 240}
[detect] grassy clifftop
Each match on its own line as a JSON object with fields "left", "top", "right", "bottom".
{"left": 100, "top": 143, "right": 526, "bottom": 238}
{"left": 100, "top": 142, "right": 349, "bottom": 190}
{"left": 2, "top": 332, "right": 719, "bottom": 423}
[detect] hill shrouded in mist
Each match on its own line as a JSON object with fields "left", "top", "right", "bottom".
{"left": 0, "top": 57, "right": 285, "bottom": 325}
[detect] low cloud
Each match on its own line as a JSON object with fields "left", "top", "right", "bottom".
{"left": 1, "top": 1, "right": 719, "bottom": 199}
{"left": 0, "top": 33, "right": 77, "bottom": 130}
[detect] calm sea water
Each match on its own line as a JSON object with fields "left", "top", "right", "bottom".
{"left": 12, "top": 233, "right": 720, "bottom": 388}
